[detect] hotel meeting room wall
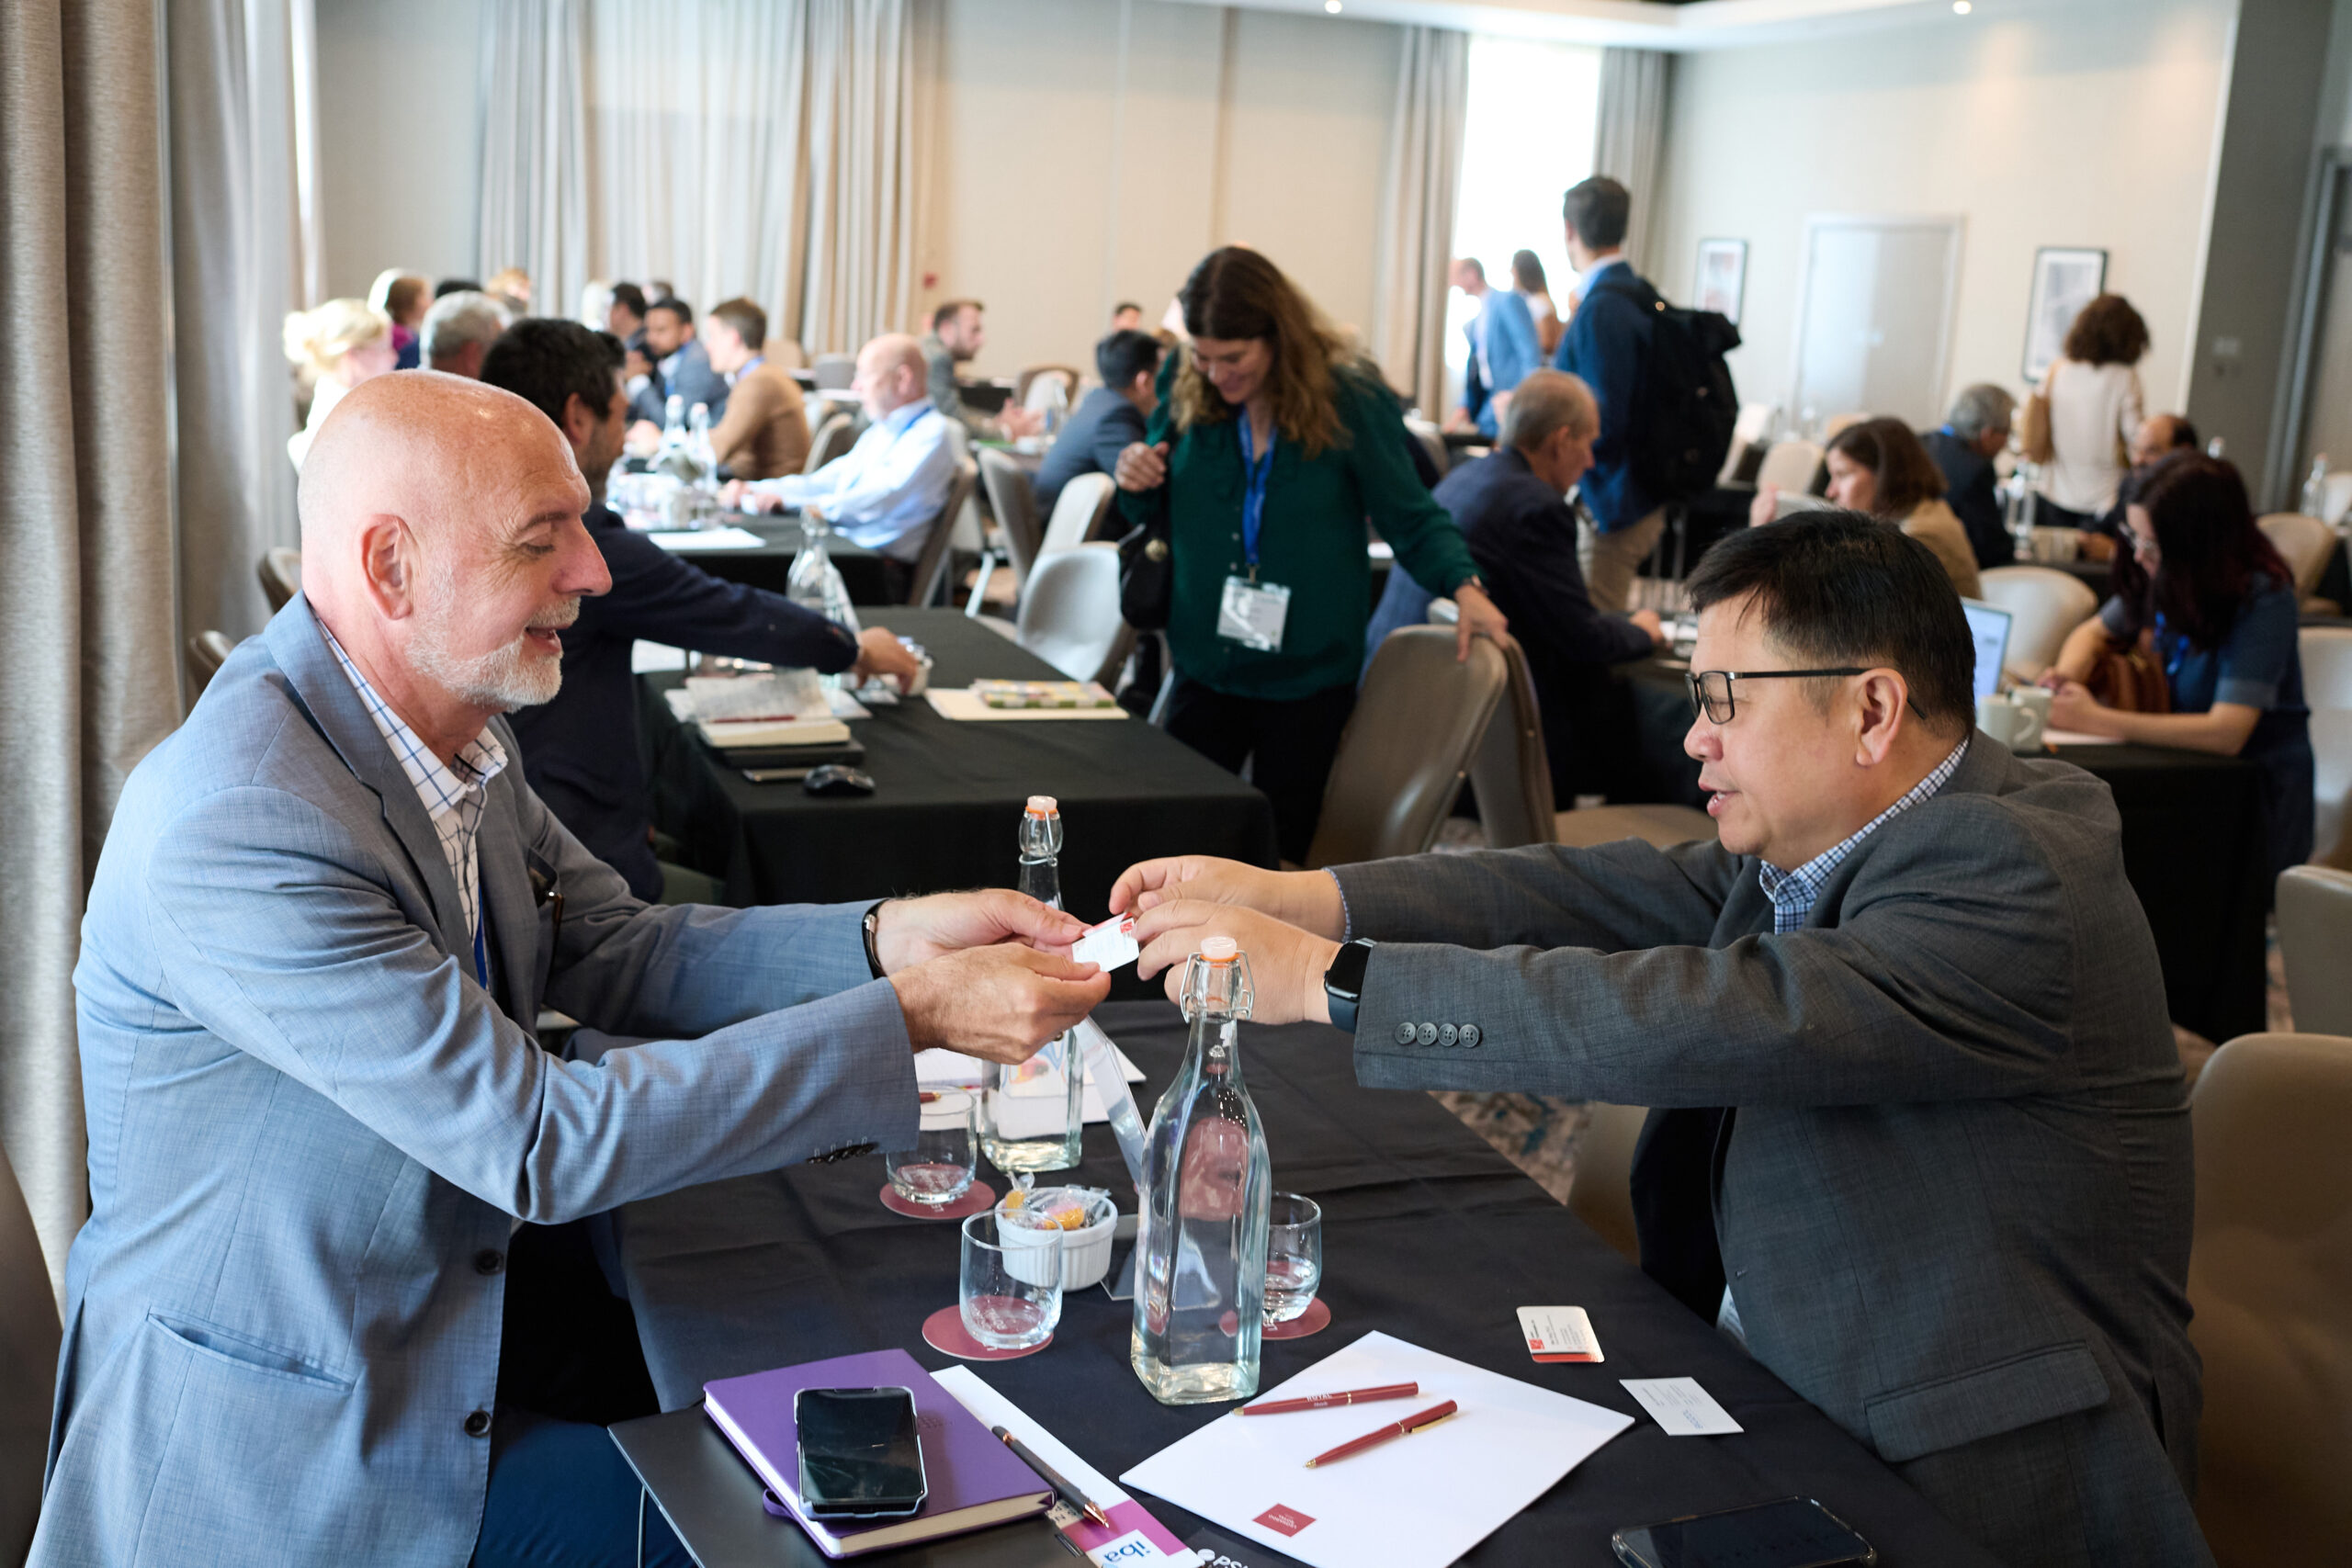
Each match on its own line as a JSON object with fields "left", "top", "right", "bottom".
{"left": 317, "top": 0, "right": 485, "bottom": 300}
{"left": 1649, "top": 0, "right": 2233, "bottom": 422}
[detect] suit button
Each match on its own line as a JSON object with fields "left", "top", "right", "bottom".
{"left": 1395, "top": 1022, "right": 1416, "bottom": 1046}
{"left": 1437, "top": 1023, "right": 1459, "bottom": 1048}
{"left": 463, "top": 1409, "right": 492, "bottom": 1438}
{"left": 1415, "top": 1023, "right": 1438, "bottom": 1047}
{"left": 1460, "top": 1024, "right": 1481, "bottom": 1048}
{"left": 473, "top": 1249, "right": 504, "bottom": 1276}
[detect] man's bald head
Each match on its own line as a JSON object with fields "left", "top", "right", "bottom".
{"left": 2131, "top": 412, "right": 2199, "bottom": 469}
{"left": 854, "top": 333, "right": 928, "bottom": 421}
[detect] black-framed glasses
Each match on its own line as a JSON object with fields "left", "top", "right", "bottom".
{"left": 1685, "top": 667, "right": 1872, "bottom": 724}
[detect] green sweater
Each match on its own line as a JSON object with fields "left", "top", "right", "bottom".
{"left": 1118, "top": 360, "right": 1479, "bottom": 701}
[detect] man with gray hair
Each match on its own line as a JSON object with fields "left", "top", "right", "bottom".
{"left": 421, "top": 288, "right": 512, "bottom": 378}
{"left": 1922, "top": 383, "right": 2016, "bottom": 570}
{"left": 1364, "top": 368, "right": 1665, "bottom": 798}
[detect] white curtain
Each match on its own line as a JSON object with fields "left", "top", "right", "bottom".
{"left": 1369, "top": 26, "right": 1468, "bottom": 418}
{"left": 480, "top": 0, "right": 591, "bottom": 312}
{"left": 1595, "top": 47, "right": 1672, "bottom": 277}
{"left": 796, "top": 0, "right": 933, "bottom": 355}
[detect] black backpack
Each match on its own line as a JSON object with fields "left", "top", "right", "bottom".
{"left": 1588, "top": 272, "right": 1742, "bottom": 503}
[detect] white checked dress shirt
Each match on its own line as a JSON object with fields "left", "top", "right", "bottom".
{"left": 322, "top": 626, "right": 508, "bottom": 986}
{"left": 748, "top": 398, "right": 957, "bottom": 559}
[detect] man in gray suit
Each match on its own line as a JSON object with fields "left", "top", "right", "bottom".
{"left": 1112, "top": 513, "right": 2211, "bottom": 1568}
{"left": 37, "top": 372, "right": 1111, "bottom": 1567}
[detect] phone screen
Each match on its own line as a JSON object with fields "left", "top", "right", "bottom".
{"left": 794, "top": 1386, "right": 929, "bottom": 1520}
{"left": 1613, "top": 1497, "right": 1875, "bottom": 1568}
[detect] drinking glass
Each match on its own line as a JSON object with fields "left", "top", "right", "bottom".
{"left": 883, "top": 1089, "right": 976, "bottom": 1207}
{"left": 960, "top": 1213, "right": 1064, "bottom": 1350}
{"left": 1262, "top": 1192, "right": 1323, "bottom": 1325}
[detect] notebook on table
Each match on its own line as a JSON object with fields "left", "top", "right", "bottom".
{"left": 704, "top": 1348, "right": 1053, "bottom": 1560}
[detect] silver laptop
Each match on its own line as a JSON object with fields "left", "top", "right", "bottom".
{"left": 1961, "top": 598, "right": 2012, "bottom": 700}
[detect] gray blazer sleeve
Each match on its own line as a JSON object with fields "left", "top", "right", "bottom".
{"left": 1343, "top": 798, "right": 2100, "bottom": 1110}
{"left": 1334, "top": 837, "right": 1742, "bottom": 952}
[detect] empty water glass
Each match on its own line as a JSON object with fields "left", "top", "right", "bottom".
{"left": 1263, "top": 1192, "right": 1323, "bottom": 1325}
{"left": 961, "top": 1213, "right": 1063, "bottom": 1350}
{"left": 884, "top": 1089, "right": 977, "bottom": 1207}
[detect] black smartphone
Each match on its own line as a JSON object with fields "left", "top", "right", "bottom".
{"left": 794, "top": 1386, "right": 929, "bottom": 1520}
{"left": 1612, "top": 1497, "right": 1876, "bottom": 1568}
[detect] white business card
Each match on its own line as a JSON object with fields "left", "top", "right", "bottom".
{"left": 1073, "top": 913, "right": 1140, "bottom": 972}
{"left": 1516, "top": 1305, "right": 1602, "bottom": 1363}
{"left": 1621, "top": 1377, "right": 1744, "bottom": 1436}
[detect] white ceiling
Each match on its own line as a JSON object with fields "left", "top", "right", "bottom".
{"left": 1151, "top": 0, "right": 2100, "bottom": 51}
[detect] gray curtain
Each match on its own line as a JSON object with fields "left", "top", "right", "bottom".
{"left": 0, "top": 0, "right": 182, "bottom": 1295}
{"left": 1369, "top": 25, "right": 1468, "bottom": 418}
{"left": 795, "top": 0, "right": 933, "bottom": 355}
{"left": 1595, "top": 47, "right": 1672, "bottom": 277}
{"left": 480, "top": 0, "right": 590, "bottom": 316}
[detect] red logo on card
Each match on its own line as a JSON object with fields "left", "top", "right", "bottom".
{"left": 1254, "top": 1504, "right": 1314, "bottom": 1537}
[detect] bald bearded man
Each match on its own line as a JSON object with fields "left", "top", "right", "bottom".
{"left": 37, "top": 373, "right": 1109, "bottom": 1567}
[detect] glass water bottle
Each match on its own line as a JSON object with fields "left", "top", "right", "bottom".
{"left": 1131, "top": 936, "right": 1272, "bottom": 1404}
{"left": 979, "top": 797, "right": 1085, "bottom": 1174}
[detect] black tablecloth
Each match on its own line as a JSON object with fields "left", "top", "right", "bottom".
{"left": 644, "top": 609, "right": 1277, "bottom": 935}
{"left": 671, "top": 515, "right": 894, "bottom": 604}
{"left": 616, "top": 1000, "right": 1996, "bottom": 1568}
{"left": 1617, "top": 659, "right": 2268, "bottom": 1042}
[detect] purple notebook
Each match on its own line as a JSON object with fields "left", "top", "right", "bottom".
{"left": 704, "top": 1348, "right": 1052, "bottom": 1559}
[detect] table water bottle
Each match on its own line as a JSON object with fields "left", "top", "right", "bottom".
{"left": 1131, "top": 935, "right": 1271, "bottom": 1405}
{"left": 687, "top": 402, "right": 718, "bottom": 485}
{"left": 979, "top": 798, "right": 1085, "bottom": 1174}
{"left": 786, "top": 517, "right": 862, "bottom": 690}
{"left": 2302, "top": 457, "right": 2330, "bottom": 521}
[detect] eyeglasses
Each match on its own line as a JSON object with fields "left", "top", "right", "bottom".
{"left": 1685, "top": 667, "right": 1872, "bottom": 724}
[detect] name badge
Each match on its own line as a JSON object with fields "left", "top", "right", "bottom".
{"left": 1217, "top": 576, "right": 1291, "bottom": 652}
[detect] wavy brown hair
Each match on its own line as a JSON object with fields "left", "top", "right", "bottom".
{"left": 2063, "top": 292, "right": 2150, "bottom": 367}
{"left": 1827, "top": 417, "right": 1948, "bottom": 517}
{"left": 1170, "top": 248, "right": 1350, "bottom": 459}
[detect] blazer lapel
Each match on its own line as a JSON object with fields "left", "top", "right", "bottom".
{"left": 475, "top": 766, "right": 543, "bottom": 1029}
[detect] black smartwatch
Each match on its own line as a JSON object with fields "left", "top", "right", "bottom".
{"left": 862, "top": 902, "right": 888, "bottom": 979}
{"left": 1322, "top": 939, "right": 1376, "bottom": 1034}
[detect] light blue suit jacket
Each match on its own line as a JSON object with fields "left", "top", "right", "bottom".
{"left": 1462, "top": 288, "right": 1542, "bottom": 437}
{"left": 35, "top": 596, "right": 921, "bottom": 1566}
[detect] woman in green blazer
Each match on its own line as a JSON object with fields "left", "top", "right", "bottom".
{"left": 1115, "top": 247, "right": 1509, "bottom": 862}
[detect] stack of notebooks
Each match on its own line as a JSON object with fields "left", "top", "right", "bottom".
{"left": 676, "top": 670, "right": 860, "bottom": 765}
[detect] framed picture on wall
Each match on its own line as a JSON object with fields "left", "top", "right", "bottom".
{"left": 2023, "top": 247, "right": 2108, "bottom": 384}
{"left": 1694, "top": 239, "right": 1747, "bottom": 323}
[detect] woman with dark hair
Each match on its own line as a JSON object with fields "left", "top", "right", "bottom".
{"left": 1749, "top": 416, "right": 1981, "bottom": 597}
{"left": 2036, "top": 292, "right": 2149, "bottom": 529}
{"left": 1512, "top": 249, "right": 1564, "bottom": 357}
{"left": 2046, "top": 454, "right": 2314, "bottom": 877}
{"left": 1114, "top": 246, "right": 1510, "bottom": 862}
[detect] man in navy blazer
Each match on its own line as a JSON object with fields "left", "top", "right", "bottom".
{"left": 627, "top": 297, "right": 731, "bottom": 428}
{"left": 1551, "top": 176, "right": 1664, "bottom": 615}
{"left": 37, "top": 372, "right": 1112, "bottom": 1567}
{"left": 1033, "top": 328, "right": 1163, "bottom": 516}
{"left": 1448, "top": 258, "right": 1541, "bottom": 439}
{"left": 482, "top": 320, "right": 922, "bottom": 902}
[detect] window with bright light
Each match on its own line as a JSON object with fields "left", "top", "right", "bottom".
{"left": 1444, "top": 36, "right": 1603, "bottom": 410}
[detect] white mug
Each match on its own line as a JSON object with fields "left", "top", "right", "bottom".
{"left": 2012, "top": 685, "right": 2053, "bottom": 735}
{"left": 1976, "top": 693, "right": 2046, "bottom": 752}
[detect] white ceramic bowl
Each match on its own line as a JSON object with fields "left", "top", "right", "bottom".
{"left": 997, "top": 1189, "right": 1116, "bottom": 1291}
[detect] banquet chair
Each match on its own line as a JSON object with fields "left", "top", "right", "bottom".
{"left": 1754, "top": 439, "right": 1824, "bottom": 496}
{"left": 810, "top": 353, "right": 856, "bottom": 391}
{"left": 1305, "top": 628, "right": 1505, "bottom": 870}
{"left": 1821, "top": 412, "right": 1867, "bottom": 440}
{"left": 764, "top": 340, "right": 806, "bottom": 372}
{"left": 0, "top": 1139, "right": 62, "bottom": 1567}
{"left": 184, "top": 629, "right": 235, "bottom": 700}
{"left": 1014, "top": 365, "right": 1080, "bottom": 412}
{"left": 2186, "top": 1032, "right": 2352, "bottom": 1565}
{"left": 902, "top": 457, "right": 979, "bottom": 607}
{"left": 2256, "top": 513, "right": 2335, "bottom": 605}
{"left": 1718, "top": 402, "right": 1779, "bottom": 485}
{"left": 2300, "top": 625, "right": 2352, "bottom": 868}
{"left": 972, "top": 449, "right": 1044, "bottom": 615}
{"left": 1567, "top": 1102, "right": 1647, "bottom": 1264}
{"left": 1402, "top": 415, "right": 1449, "bottom": 479}
{"left": 804, "top": 412, "right": 855, "bottom": 475}
{"left": 1977, "top": 566, "right": 2098, "bottom": 682}
{"left": 1015, "top": 543, "right": 1130, "bottom": 686}
{"left": 258, "top": 547, "right": 301, "bottom": 613}
{"left": 2277, "top": 866, "right": 2352, "bottom": 1033}
{"left": 1040, "top": 472, "right": 1116, "bottom": 555}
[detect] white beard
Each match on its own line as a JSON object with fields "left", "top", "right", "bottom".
{"left": 411, "top": 575, "right": 577, "bottom": 712}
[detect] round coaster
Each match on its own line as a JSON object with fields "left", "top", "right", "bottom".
{"left": 922, "top": 1304, "right": 1054, "bottom": 1360}
{"left": 878, "top": 1179, "right": 996, "bottom": 1220}
{"left": 1263, "top": 1298, "right": 1332, "bottom": 1340}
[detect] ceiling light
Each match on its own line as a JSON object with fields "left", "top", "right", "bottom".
{"left": 1952, "top": 1, "right": 1972, "bottom": 12}
{"left": 1325, "top": 0, "right": 1343, "bottom": 12}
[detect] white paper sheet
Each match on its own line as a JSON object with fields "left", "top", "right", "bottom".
{"left": 647, "top": 525, "right": 766, "bottom": 551}
{"left": 913, "top": 1045, "right": 1144, "bottom": 1124}
{"left": 1119, "top": 1331, "right": 1632, "bottom": 1568}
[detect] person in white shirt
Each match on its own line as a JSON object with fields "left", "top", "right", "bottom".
{"left": 2035, "top": 292, "right": 2148, "bottom": 527}
{"left": 726, "top": 334, "right": 957, "bottom": 564}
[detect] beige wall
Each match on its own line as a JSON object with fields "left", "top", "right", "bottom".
{"left": 316, "top": 0, "right": 485, "bottom": 300}
{"left": 1651, "top": 0, "right": 2235, "bottom": 423}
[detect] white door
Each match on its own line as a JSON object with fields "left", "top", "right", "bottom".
{"left": 1789, "top": 216, "right": 1964, "bottom": 431}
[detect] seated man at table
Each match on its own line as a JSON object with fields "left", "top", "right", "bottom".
{"left": 1033, "top": 326, "right": 1162, "bottom": 516}
{"left": 699, "top": 296, "right": 810, "bottom": 480}
{"left": 1111, "top": 513, "right": 2208, "bottom": 1568}
{"left": 1362, "top": 370, "right": 1665, "bottom": 798}
{"left": 728, "top": 333, "right": 961, "bottom": 579}
{"left": 922, "top": 297, "right": 1043, "bottom": 442}
{"left": 628, "top": 296, "right": 730, "bottom": 427}
{"left": 37, "top": 370, "right": 1112, "bottom": 1568}
{"left": 1920, "top": 382, "right": 2015, "bottom": 570}
{"left": 482, "top": 319, "right": 917, "bottom": 903}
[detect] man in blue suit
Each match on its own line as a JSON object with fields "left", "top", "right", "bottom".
{"left": 1447, "top": 257, "right": 1541, "bottom": 439}
{"left": 1551, "top": 175, "right": 1664, "bottom": 615}
{"left": 37, "top": 372, "right": 1112, "bottom": 1567}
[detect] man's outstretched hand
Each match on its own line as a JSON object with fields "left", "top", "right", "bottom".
{"left": 874, "top": 891, "right": 1111, "bottom": 1063}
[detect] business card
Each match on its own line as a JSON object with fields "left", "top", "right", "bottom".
{"left": 1073, "top": 913, "right": 1140, "bottom": 972}
{"left": 1621, "top": 1376, "right": 1744, "bottom": 1436}
{"left": 1516, "top": 1304, "right": 1602, "bottom": 1363}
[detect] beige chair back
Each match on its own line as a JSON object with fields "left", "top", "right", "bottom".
{"left": 978, "top": 449, "right": 1045, "bottom": 596}
{"left": 185, "top": 630, "right": 235, "bottom": 700}
{"left": 804, "top": 412, "right": 855, "bottom": 475}
{"left": 1042, "top": 471, "right": 1116, "bottom": 555}
{"left": 2187, "top": 1032, "right": 2352, "bottom": 1563}
{"left": 810, "top": 353, "right": 856, "bottom": 391}
{"left": 0, "top": 1141, "right": 62, "bottom": 1565}
{"left": 1977, "top": 565, "right": 2099, "bottom": 682}
{"left": 1568, "top": 1102, "right": 1648, "bottom": 1264}
{"left": 1014, "top": 365, "right": 1081, "bottom": 412}
{"left": 1016, "top": 543, "right": 1131, "bottom": 686}
{"left": 1466, "top": 637, "right": 1556, "bottom": 849}
{"left": 1306, "top": 628, "right": 1506, "bottom": 869}
{"left": 2301, "top": 626, "right": 2352, "bottom": 868}
{"left": 904, "top": 457, "right": 979, "bottom": 606}
{"left": 1755, "top": 439, "right": 1824, "bottom": 495}
{"left": 765, "top": 340, "right": 807, "bottom": 372}
{"left": 2258, "top": 512, "right": 2335, "bottom": 597}
{"left": 1821, "top": 411, "right": 1868, "bottom": 440}
{"left": 2277, "top": 865, "right": 2352, "bottom": 1033}
{"left": 258, "top": 547, "right": 301, "bottom": 613}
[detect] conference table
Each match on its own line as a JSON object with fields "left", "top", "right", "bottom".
{"left": 663, "top": 515, "right": 896, "bottom": 604}
{"left": 1614, "top": 658, "right": 2271, "bottom": 1043}
{"left": 611, "top": 999, "right": 2003, "bottom": 1568}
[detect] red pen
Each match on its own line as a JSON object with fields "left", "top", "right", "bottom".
{"left": 1242, "top": 1382, "right": 1419, "bottom": 1416}
{"left": 1302, "top": 1399, "right": 1459, "bottom": 1468}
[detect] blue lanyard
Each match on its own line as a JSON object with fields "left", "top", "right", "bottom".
{"left": 472, "top": 919, "right": 489, "bottom": 988}
{"left": 2153, "top": 612, "right": 2188, "bottom": 683}
{"left": 1238, "top": 416, "right": 1276, "bottom": 570}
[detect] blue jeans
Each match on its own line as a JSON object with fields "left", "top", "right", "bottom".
{"left": 471, "top": 1406, "right": 694, "bottom": 1568}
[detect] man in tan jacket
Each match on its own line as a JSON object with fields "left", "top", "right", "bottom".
{"left": 703, "top": 297, "right": 809, "bottom": 479}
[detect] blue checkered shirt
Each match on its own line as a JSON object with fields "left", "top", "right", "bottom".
{"left": 1754, "top": 741, "right": 1970, "bottom": 935}
{"left": 322, "top": 626, "right": 507, "bottom": 973}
